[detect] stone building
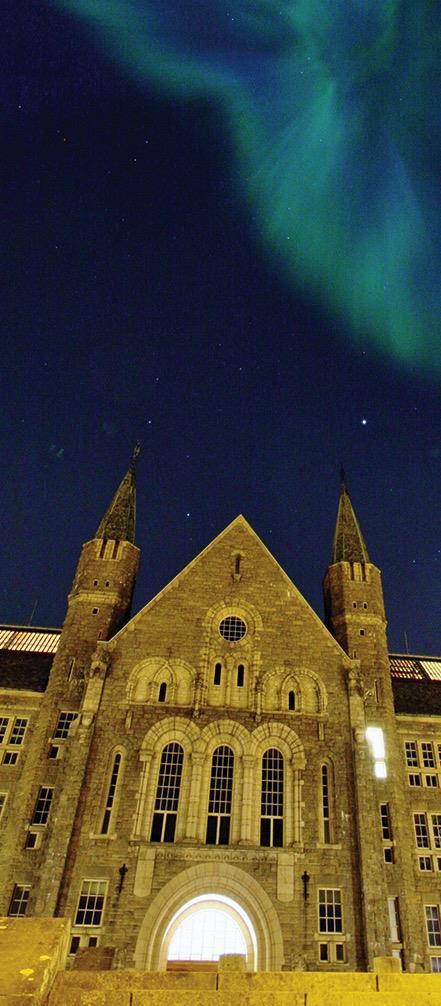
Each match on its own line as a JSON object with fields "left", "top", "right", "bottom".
{"left": 1, "top": 454, "right": 441, "bottom": 973}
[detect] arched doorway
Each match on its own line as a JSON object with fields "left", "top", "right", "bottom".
{"left": 162, "top": 894, "right": 256, "bottom": 970}
{"left": 133, "top": 862, "right": 284, "bottom": 971}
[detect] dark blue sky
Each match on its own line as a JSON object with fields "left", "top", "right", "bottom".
{"left": 1, "top": 2, "right": 440, "bottom": 653}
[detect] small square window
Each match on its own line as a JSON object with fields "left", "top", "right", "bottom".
{"left": 425, "top": 775, "right": 438, "bottom": 788}
{"left": 48, "top": 745, "right": 60, "bottom": 760}
{"left": 3, "top": 751, "right": 18, "bottom": 766}
{"left": 92, "top": 608, "right": 99, "bottom": 615}
{"left": 336, "top": 943, "right": 345, "bottom": 962}
{"left": 409, "top": 773, "right": 421, "bottom": 787}
{"left": 419, "top": 856, "right": 432, "bottom": 871}
{"left": 25, "top": 831, "right": 39, "bottom": 850}
{"left": 359, "top": 629, "right": 365, "bottom": 636}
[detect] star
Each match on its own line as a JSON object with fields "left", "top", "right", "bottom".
{"left": 361, "top": 419, "right": 367, "bottom": 426}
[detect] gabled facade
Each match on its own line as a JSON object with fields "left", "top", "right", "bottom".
{"left": 0, "top": 462, "right": 440, "bottom": 973}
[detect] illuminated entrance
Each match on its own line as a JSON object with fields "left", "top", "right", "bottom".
{"left": 133, "top": 862, "right": 284, "bottom": 971}
{"left": 162, "top": 895, "right": 256, "bottom": 970}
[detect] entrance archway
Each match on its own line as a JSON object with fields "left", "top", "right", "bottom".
{"left": 133, "top": 862, "right": 284, "bottom": 971}
{"left": 162, "top": 895, "right": 255, "bottom": 969}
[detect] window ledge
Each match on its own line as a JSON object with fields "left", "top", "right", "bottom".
{"left": 316, "top": 842, "right": 342, "bottom": 850}
{"left": 89, "top": 833, "right": 117, "bottom": 841}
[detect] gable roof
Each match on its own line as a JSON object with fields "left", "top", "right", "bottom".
{"left": 109, "top": 515, "right": 352, "bottom": 662}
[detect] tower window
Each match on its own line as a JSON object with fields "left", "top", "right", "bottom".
{"left": 93, "top": 579, "right": 99, "bottom": 586}
{"left": 206, "top": 746, "right": 234, "bottom": 845}
{"left": 54, "top": 711, "right": 78, "bottom": 740}
{"left": 219, "top": 616, "right": 246, "bottom": 642}
{"left": 92, "top": 608, "right": 99, "bottom": 615}
{"left": 321, "top": 764, "right": 331, "bottom": 843}
{"left": 359, "top": 629, "right": 365, "bottom": 636}
{"left": 150, "top": 743, "right": 184, "bottom": 843}
{"left": 352, "top": 602, "right": 357, "bottom": 608}
{"left": 288, "top": 690, "right": 296, "bottom": 711}
{"left": 101, "top": 752, "right": 122, "bottom": 835}
{"left": 158, "top": 682, "right": 167, "bottom": 703}
{"left": 260, "top": 748, "right": 283, "bottom": 847}
{"left": 237, "top": 664, "right": 244, "bottom": 687}
{"left": 213, "top": 663, "right": 222, "bottom": 686}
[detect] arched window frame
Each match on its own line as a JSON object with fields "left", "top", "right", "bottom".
{"left": 150, "top": 742, "right": 184, "bottom": 843}
{"left": 158, "top": 682, "right": 167, "bottom": 703}
{"left": 260, "top": 747, "right": 284, "bottom": 848}
{"left": 99, "top": 747, "right": 125, "bottom": 836}
{"left": 205, "top": 745, "right": 235, "bottom": 846}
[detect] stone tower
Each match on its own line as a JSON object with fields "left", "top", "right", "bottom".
{"left": 0, "top": 450, "right": 140, "bottom": 917}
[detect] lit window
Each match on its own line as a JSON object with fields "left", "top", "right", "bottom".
{"left": 318, "top": 889, "right": 343, "bottom": 934}
{"left": 150, "top": 743, "right": 184, "bottom": 843}
{"left": 31, "top": 787, "right": 54, "bottom": 826}
{"left": 54, "top": 711, "right": 78, "bottom": 740}
{"left": 426, "top": 906, "right": 441, "bottom": 947}
{"left": 366, "top": 727, "right": 387, "bottom": 778}
{"left": 8, "top": 885, "right": 30, "bottom": 917}
{"left": 75, "top": 880, "right": 107, "bottom": 927}
{"left": 101, "top": 753, "right": 122, "bottom": 835}
{"left": 260, "top": 748, "right": 283, "bottom": 848}
{"left": 219, "top": 617, "right": 246, "bottom": 642}
{"left": 206, "top": 746, "right": 234, "bottom": 845}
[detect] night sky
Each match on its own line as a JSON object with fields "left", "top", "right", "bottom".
{"left": 1, "top": 2, "right": 440, "bottom": 654}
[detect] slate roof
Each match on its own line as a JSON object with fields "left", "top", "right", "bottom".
{"left": 390, "top": 654, "right": 441, "bottom": 716}
{"left": 0, "top": 625, "right": 60, "bottom": 692}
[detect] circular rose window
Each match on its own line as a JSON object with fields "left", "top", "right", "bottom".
{"left": 219, "top": 616, "right": 247, "bottom": 642}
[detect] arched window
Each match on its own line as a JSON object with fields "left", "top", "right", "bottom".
{"left": 101, "top": 752, "right": 122, "bottom": 835}
{"left": 321, "top": 763, "right": 333, "bottom": 843}
{"left": 237, "top": 664, "right": 244, "bottom": 687}
{"left": 260, "top": 748, "right": 284, "bottom": 847}
{"left": 288, "top": 690, "right": 296, "bottom": 711}
{"left": 206, "top": 746, "right": 234, "bottom": 846}
{"left": 158, "top": 682, "right": 167, "bottom": 703}
{"left": 213, "top": 663, "right": 222, "bottom": 686}
{"left": 150, "top": 743, "right": 184, "bottom": 843}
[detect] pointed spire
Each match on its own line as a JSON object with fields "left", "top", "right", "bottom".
{"left": 95, "top": 444, "right": 140, "bottom": 544}
{"left": 331, "top": 474, "right": 370, "bottom": 564}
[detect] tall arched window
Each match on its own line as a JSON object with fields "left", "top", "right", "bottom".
{"left": 150, "top": 743, "right": 184, "bottom": 843}
{"left": 158, "top": 682, "right": 167, "bottom": 702}
{"left": 260, "top": 748, "right": 284, "bottom": 847}
{"left": 101, "top": 752, "right": 122, "bottom": 835}
{"left": 288, "top": 690, "right": 296, "bottom": 711}
{"left": 206, "top": 745, "right": 234, "bottom": 846}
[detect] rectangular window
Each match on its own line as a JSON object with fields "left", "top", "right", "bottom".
{"left": 431, "top": 957, "right": 441, "bottom": 972}
{"left": 409, "top": 773, "right": 421, "bottom": 787}
{"left": 422, "top": 742, "right": 435, "bottom": 768}
{"left": 53, "top": 711, "right": 78, "bottom": 740}
{"left": 419, "top": 856, "right": 432, "bottom": 871}
{"left": 0, "top": 718, "right": 9, "bottom": 744}
{"left": 8, "top": 885, "right": 30, "bottom": 917}
{"left": 425, "top": 775, "right": 438, "bottom": 788}
{"left": 2, "top": 751, "right": 18, "bottom": 766}
{"left": 405, "top": 741, "right": 418, "bottom": 767}
{"left": 31, "top": 787, "right": 54, "bottom": 826}
{"left": 426, "top": 906, "right": 441, "bottom": 947}
{"left": 432, "top": 815, "right": 441, "bottom": 849}
{"left": 74, "top": 880, "right": 107, "bottom": 927}
{"left": 318, "top": 889, "right": 343, "bottom": 934}
{"left": 414, "top": 813, "right": 429, "bottom": 848}
{"left": 9, "top": 719, "right": 28, "bottom": 745}
{"left": 380, "top": 803, "right": 392, "bottom": 841}
{"left": 0, "top": 793, "right": 7, "bottom": 821}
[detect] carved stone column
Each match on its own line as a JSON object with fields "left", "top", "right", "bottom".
{"left": 183, "top": 751, "right": 205, "bottom": 841}
{"left": 238, "top": 755, "right": 256, "bottom": 844}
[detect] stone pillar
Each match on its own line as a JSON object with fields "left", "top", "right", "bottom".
{"left": 239, "top": 755, "right": 256, "bottom": 844}
{"left": 184, "top": 751, "right": 205, "bottom": 841}
{"left": 132, "top": 749, "right": 153, "bottom": 838}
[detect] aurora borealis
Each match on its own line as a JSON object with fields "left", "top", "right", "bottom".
{"left": 53, "top": 0, "right": 441, "bottom": 372}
